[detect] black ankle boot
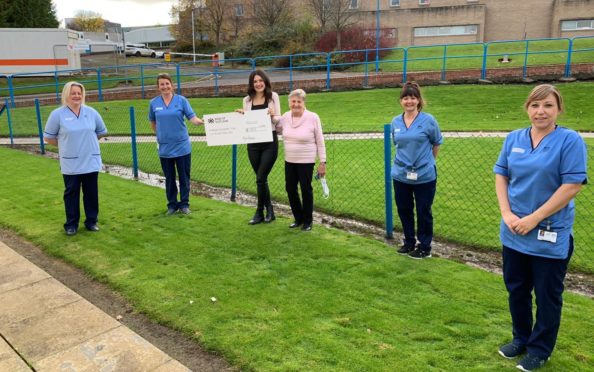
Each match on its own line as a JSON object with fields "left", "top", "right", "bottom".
{"left": 249, "top": 209, "right": 264, "bottom": 225}
{"left": 264, "top": 204, "right": 275, "bottom": 223}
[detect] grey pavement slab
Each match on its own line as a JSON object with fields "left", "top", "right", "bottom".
{"left": 0, "top": 336, "right": 30, "bottom": 371}
{"left": 34, "top": 326, "right": 189, "bottom": 371}
{"left": 0, "top": 241, "right": 191, "bottom": 371}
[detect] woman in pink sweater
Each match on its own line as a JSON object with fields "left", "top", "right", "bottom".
{"left": 276, "top": 89, "right": 327, "bottom": 231}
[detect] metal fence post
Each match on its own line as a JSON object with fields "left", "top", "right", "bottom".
{"left": 35, "top": 99, "right": 45, "bottom": 154}
{"left": 54, "top": 71, "right": 60, "bottom": 104}
{"left": 522, "top": 40, "right": 529, "bottom": 80}
{"left": 129, "top": 107, "right": 139, "bottom": 179}
{"left": 214, "top": 65, "right": 219, "bottom": 96}
{"left": 289, "top": 55, "right": 293, "bottom": 92}
{"left": 326, "top": 53, "right": 331, "bottom": 90}
{"left": 481, "top": 43, "right": 488, "bottom": 80}
{"left": 5, "top": 99, "right": 14, "bottom": 145}
{"left": 402, "top": 48, "right": 408, "bottom": 83}
{"left": 364, "top": 49, "right": 369, "bottom": 87}
{"left": 231, "top": 144, "right": 237, "bottom": 202}
{"left": 384, "top": 124, "right": 393, "bottom": 240}
{"left": 441, "top": 45, "right": 447, "bottom": 81}
{"left": 564, "top": 38, "right": 574, "bottom": 78}
{"left": 140, "top": 65, "right": 145, "bottom": 99}
{"left": 7, "top": 76, "right": 15, "bottom": 108}
{"left": 176, "top": 64, "right": 181, "bottom": 95}
{"left": 97, "top": 69, "right": 103, "bottom": 102}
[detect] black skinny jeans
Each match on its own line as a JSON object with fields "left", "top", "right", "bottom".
{"left": 247, "top": 132, "right": 278, "bottom": 210}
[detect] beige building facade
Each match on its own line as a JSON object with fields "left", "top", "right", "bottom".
{"left": 348, "top": 0, "right": 594, "bottom": 46}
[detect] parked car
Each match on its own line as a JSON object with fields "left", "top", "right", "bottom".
{"left": 125, "top": 43, "right": 156, "bottom": 58}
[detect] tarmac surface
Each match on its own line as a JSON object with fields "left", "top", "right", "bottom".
{"left": 0, "top": 240, "right": 190, "bottom": 371}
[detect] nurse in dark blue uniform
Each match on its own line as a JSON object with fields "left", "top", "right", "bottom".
{"left": 44, "top": 81, "right": 108, "bottom": 236}
{"left": 149, "top": 73, "right": 203, "bottom": 215}
{"left": 494, "top": 84, "right": 588, "bottom": 371}
{"left": 391, "top": 82, "right": 443, "bottom": 259}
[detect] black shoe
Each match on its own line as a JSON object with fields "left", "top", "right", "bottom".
{"left": 65, "top": 227, "right": 77, "bottom": 236}
{"left": 85, "top": 224, "right": 100, "bottom": 232}
{"left": 499, "top": 342, "right": 526, "bottom": 359}
{"left": 408, "top": 248, "right": 432, "bottom": 259}
{"left": 516, "top": 354, "right": 549, "bottom": 371}
{"left": 264, "top": 205, "right": 275, "bottom": 223}
{"left": 249, "top": 210, "right": 264, "bottom": 225}
{"left": 301, "top": 223, "right": 312, "bottom": 231}
{"left": 289, "top": 221, "right": 302, "bottom": 229}
{"left": 397, "top": 244, "right": 415, "bottom": 255}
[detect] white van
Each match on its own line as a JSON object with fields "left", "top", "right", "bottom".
{"left": 125, "top": 43, "right": 156, "bottom": 57}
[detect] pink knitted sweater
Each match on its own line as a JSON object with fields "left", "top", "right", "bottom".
{"left": 277, "top": 110, "right": 327, "bottom": 164}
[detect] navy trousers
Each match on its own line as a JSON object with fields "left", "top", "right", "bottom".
{"left": 285, "top": 162, "right": 314, "bottom": 225}
{"left": 502, "top": 237, "right": 573, "bottom": 359}
{"left": 160, "top": 153, "right": 191, "bottom": 210}
{"left": 63, "top": 172, "right": 99, "bottom": 231}
{"left": 393, "top": 179, "right": 437, "bottom": 251}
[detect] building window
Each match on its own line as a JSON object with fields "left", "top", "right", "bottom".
{"left": 390, "top": 0, "right": 400, "bottom": 7}
{"left": 414, "top": 25, "right": 478, "bottom": 37}
{"left": 561, "top": 19, "right": 594, "bottom": 31}
{"left": 419, "top": 0, "right": 430, "bottom": 5}
{"left": 235, "top": 4, "right": 244, "bottom": 16}
{"left": 349, "top": 0, "right": 359, "bottom": 9}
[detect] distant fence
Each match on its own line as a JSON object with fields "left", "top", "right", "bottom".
{"left": 1, "top": 103, "right": 593, "bottom": 275}
{"left": 1, "top": 36, "right": 594, "bottom": 108}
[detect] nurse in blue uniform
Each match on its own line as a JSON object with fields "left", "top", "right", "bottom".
{"left": 494, "top": 84, "right": 587, "bottom": 371}
{"left": 149, "top": 73, "right": 203, "bottom": 215}
{"left": 391, "top": 82, "right": 443, "bottom": 259}
{"left": 44, "top": 81, "right": 108, "bottom": 236}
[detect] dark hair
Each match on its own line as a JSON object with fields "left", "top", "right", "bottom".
{"left": 247, "top": 69, "right": 273, "bottom": 102}
{"left": 399, "top": 81, "right": 424, "bottom": 111}
{"left": 157, "top": 73, "right": 173, "bottom": 85}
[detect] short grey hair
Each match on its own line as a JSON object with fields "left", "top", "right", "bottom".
{"left": 288, "top": 88, "right": 306, "bottom": 101}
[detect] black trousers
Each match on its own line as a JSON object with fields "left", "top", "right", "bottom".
{"left": 160, "top": 153, "right": 191, "bottom": 210}
{"left": 285, "top": 162, "right": 314, "bottom": 225}
{"left": 63, "top": 172, "right": 99, "bottom": 231}
{"left": 247, "top": 132, "right": 278, "bottom": 211}
{"left": 393, "top": 179, "right": 437, "bottom": 251}
{"left": 502, "top": 238, "right": 573, "bottom": 359}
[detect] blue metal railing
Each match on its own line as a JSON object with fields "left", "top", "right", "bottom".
{"left": 1, "top": 36, "right": 593, "bottom": 107}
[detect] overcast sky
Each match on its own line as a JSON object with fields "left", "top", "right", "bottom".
{"left": 52, "top": 0, "right": 176, "bottom": 27}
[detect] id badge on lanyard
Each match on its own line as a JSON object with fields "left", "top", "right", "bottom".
{"left": 406, "top": 167, "right": 418, "bottom": 181}
{"left": 537, "top": 220, "right": 557, "bottom": 243}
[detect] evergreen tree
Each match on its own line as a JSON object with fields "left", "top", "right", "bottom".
{"left": 0, "top": 0, "right": 59, "bottom": 28}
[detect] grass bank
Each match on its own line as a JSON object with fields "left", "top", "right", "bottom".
{"left": 0, "top": 147, "right": 593, "bottom": 371}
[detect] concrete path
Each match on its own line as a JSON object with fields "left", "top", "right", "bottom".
{"left": 0, "top": 240, "right": 190, "bottom": 371}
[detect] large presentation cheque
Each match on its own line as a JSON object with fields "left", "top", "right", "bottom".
{"left": 204, "top": 110, "right": 273, "bottom": 146}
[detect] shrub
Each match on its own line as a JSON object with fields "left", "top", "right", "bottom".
{"left": 315, "top": 26, "right": 396, "bottom": 62}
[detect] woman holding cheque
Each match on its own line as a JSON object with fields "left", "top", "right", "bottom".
{"left": 237, "top": 70, "right": 281, "bottom": 225}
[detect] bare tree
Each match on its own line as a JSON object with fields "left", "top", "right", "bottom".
{"left": 307, "top": 0, "right": 331, "bottom": 33}
{"left": 252, "top": 0, "right": 291, "bottom": 32}
{"left": 328, "top": 0, "right": 358, "bottom": 50}
{"left": 203, "top": 0, "right": 228, "bottom": 49}
{"left": 69, "top": 10, "right": 105, "bottom": 32}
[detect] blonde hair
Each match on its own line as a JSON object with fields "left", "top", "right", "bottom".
{"left": 288, "top": 88, "right": 306, "bottom": 101}
{"left": 61, "top": 81, "right": 85, "bottom": 106}
{"left": 524, "top": 84, "right": 564, "bottom": 112}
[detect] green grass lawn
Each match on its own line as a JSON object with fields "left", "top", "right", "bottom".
{"left": 0, "top": 146, "right": 593, "bottom": 371}
{"left": 3, "top": 82, "right": 594, "bottom": 137}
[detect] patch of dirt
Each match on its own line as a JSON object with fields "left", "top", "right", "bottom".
{"left": 0, "top": 228, "right": 234, "bottom": 371}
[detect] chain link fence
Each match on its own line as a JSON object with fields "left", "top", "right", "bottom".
{"left": 1, "top": 104, "right": 593, "bottom": 274}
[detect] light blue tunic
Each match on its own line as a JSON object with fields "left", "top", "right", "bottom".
{"left": 391, "top": 112, "right": 443, "bottom": 184}
{"left": 148, "top": 95, "right": 196, "bottom": 158}
{"left": 44, "top": 105, "right": 107, "bottom": 175}
{"left": 494, "top": 126, "right": 588, "bottom": 259}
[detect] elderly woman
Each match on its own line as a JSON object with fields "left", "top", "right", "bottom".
{"left": 238, "top": 70, "right": 281, "bottom": 225}
{"left": 149, "top": 73, "right": 203, "bottom": 215}
{"left": 44, "top": 81, "right": 108, "bottom": 236}
{"left": 494, "top": 84, "right": 587, "bottom": 371}
{"left": 276, "top": 89, "right": 326, "bottom": 231}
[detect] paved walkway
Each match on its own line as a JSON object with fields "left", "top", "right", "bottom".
{"left": 0, "top": 240, "right": 190, "bottom": 371}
